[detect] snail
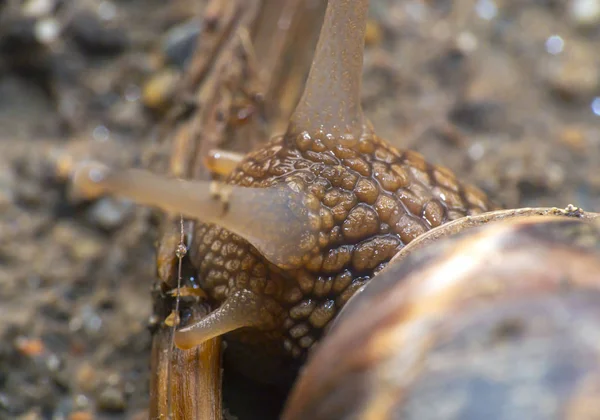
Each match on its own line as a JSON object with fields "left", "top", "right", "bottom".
{"left": 72, "top": 0, "right": 496, "bottom": 386}
{"left": 282, "top": 209, "right": 600, "bottom": 420}
{"left": 68, "top": 0, "right": 600, "bottom": 418}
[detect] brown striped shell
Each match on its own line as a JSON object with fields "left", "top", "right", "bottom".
{"left": 282, "top": 214, "right": 600, "bottom": 420}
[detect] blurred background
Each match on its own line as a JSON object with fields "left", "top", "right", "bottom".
{"left": 0, "top": 0, "right": 599, "bottom": 418}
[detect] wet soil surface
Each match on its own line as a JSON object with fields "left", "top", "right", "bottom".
{"left": 0, "top": 0, "right": 599, "bottom": 419}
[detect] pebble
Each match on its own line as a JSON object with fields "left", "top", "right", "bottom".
{"left": 75, "top": 363, "right": 98, "bottom": 393}
{"left": 15, "top": 336, "right": 45, "bottom": 357}
{"left": 162, "top": 19, "right": 201, "bottom": 68}
{"left": 142, "top": 69, "right": 180, "bottom": 112}
{"left": 96, "top": 387, "right": 126, "bottom": 413}
{"left": 365, "top": 19, "right": 383, "bottom": 46}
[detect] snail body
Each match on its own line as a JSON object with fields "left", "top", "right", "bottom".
{"left": 283, "top": 213, "right": 600, "bottom": 420}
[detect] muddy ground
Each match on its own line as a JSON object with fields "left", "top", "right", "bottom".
{"left": 0, "top": 0, "right": 599, "bottom": 419}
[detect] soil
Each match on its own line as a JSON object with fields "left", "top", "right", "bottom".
{"left": 0, "top": 0, "right": 599, "bottom": 419}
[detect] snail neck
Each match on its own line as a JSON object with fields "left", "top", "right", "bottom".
{"left": 289, "top": 0, "right": 370, "bottom": 147}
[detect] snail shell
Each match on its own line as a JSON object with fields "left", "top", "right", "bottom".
{"left": 283, "top": 213, "right": 600, "bottom": 420}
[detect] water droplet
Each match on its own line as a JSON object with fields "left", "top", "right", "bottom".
{"left": 545, "top": 35, "right": 564, "bottom": 55}
{"left": 175, "top": 243, "right": 188, "bottom": 259}
{"left": 475, "top": 0, "right": 498, "bottom": 20}
{"left": 591, "top": 97, "right": 600, "bottom": 116}
{"left": 92, "top": 125, "right": 110, "bottom": 142}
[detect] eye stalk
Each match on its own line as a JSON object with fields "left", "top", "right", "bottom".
{"left": 72, "top": 162, "right": 319, "bottom": 269}
{"left": 289, "top": 0, "right": 370, "bottom": 145}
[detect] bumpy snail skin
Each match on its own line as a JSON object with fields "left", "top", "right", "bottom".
{"left": 282, "top": 216, "right": 600, "bottom": 420}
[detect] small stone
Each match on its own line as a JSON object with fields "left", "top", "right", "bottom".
{"left": 15, "top": 337, "right": 45, "bottom": 356}
{"left": 142, "top": 69, "right": 180, "bottom": 112}
{"left": 96, "top": 387, "right": 126, "bottom": 413}
{"left": 162, "top": 19, "right": 201, "bottom": 68}
{"left": 365, "top": 19, "right": 383, "bottom": 46}
{"left": 75, "top": 363, "right": 98, "bottom": 393}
